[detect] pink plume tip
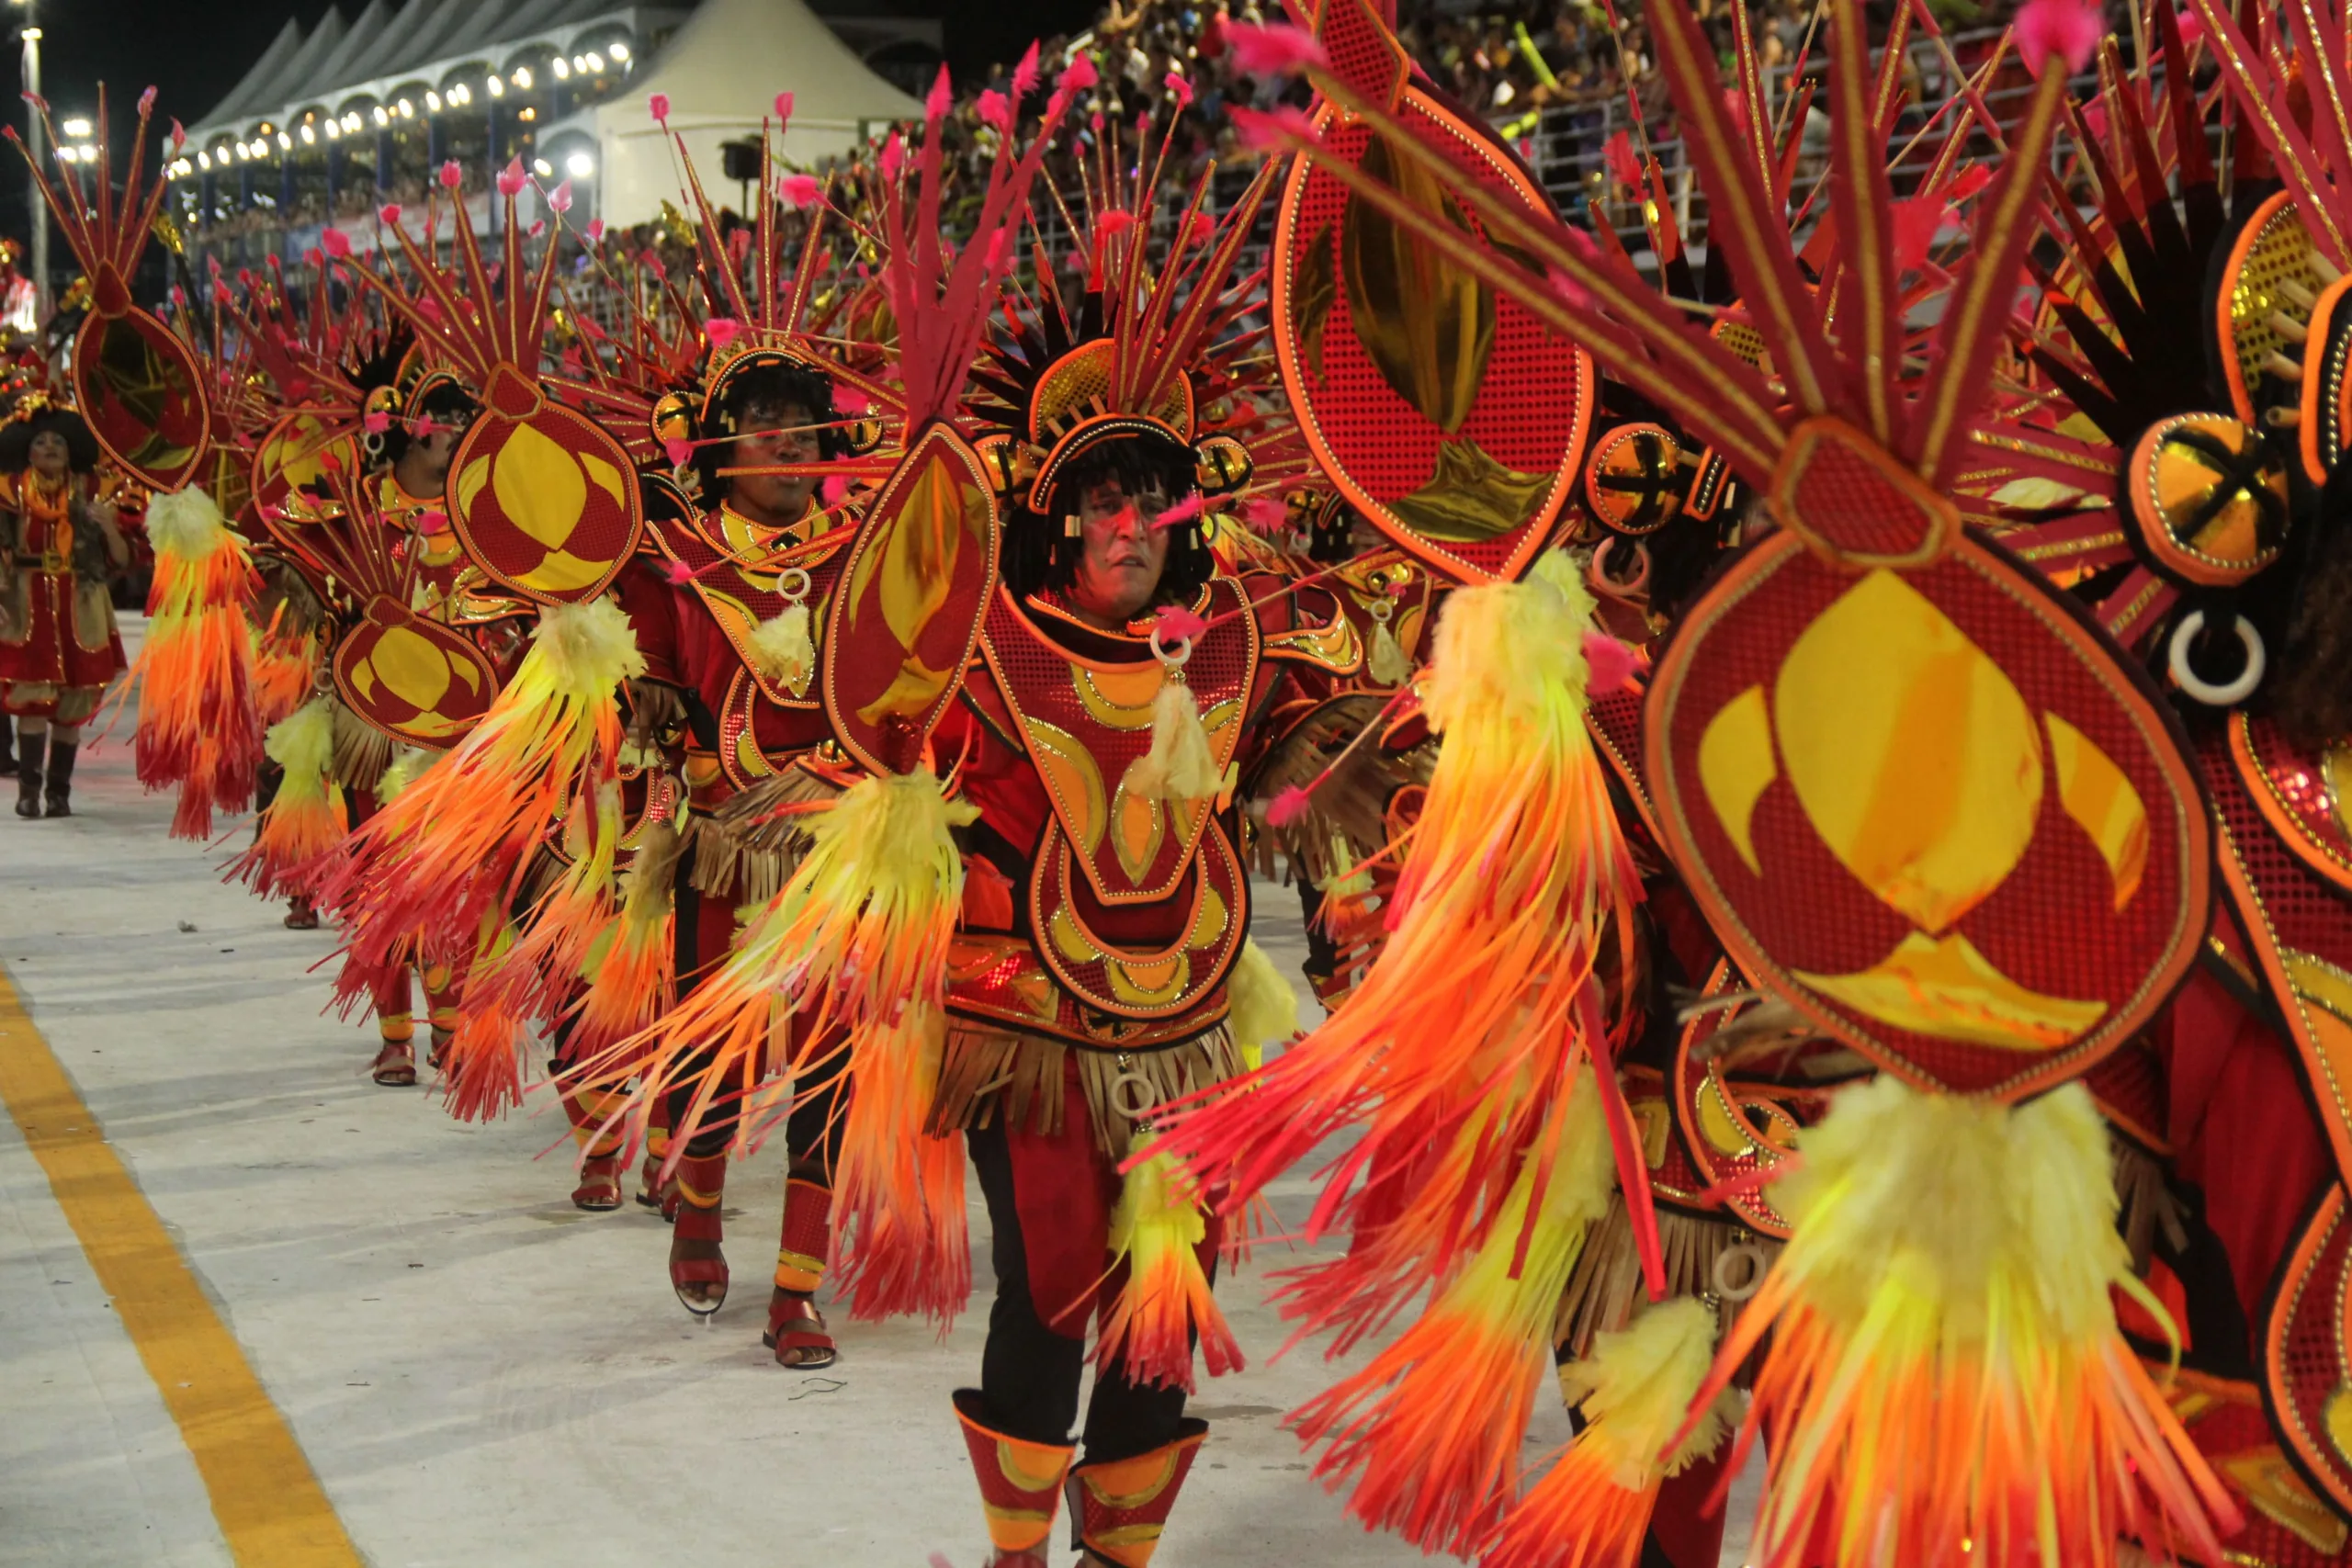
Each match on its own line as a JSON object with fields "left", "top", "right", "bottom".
{"left": 774, "top": 91, "right": 794, "bottom": 129}
{"left": 362, "top": 411, "right": 392, "bottom": 435}
{"left": 548, "top": 180, "right": 573, "bottom": 214}
{"left": 779, "top": 172, "right": 822, "bottom": 209}
{"left": 139, "top": 85, "right": 157, "bottom": 117}
{"left": 319, "top": 227, "right": 351, "bottom": 259}
{"left": 1058, "top": 51, "right": 1098, "bottom": 94}
{"left": 1227, "top": 104, "right": 1319, "bottom": 153}
{"left": 662, "top": 558, "right": 698, "bottom": 586}
{"left": 2176, "top": 10, "right": 2205, "bottom": 43}
{"left": 1267, "top": 784, "right": 1313, "bottom": 829}
{"left": 662, "top": 436, "right": 694, "bottom": 468}
{"left": 878, "top": 132, "right": 904, "bottom": 182}
{"left": 586, "top": 218, "right": 607, "bottom": 241}
{"left": 1223, "top": 22, "right": 1328, "bottom": 78}
{"left": 1151, "top": 493, "right": 1205, "bottom": 529}
{"left": 419, "top": 510, "right": 448, "bottom": 533}
{"left": 822, "top": 474, "right": 849, "bottom": 506}
{"left": 1098, "top": 209, "right": 1138, "bottom": 241}
{"left": 1243, "top": 495, "right": 1288, "bottom": 531}
{"left": 169, "top": 118, "right": 186, "bottom": 151}
{"left": 1582, "top": 631, "right": 1639, "bottom": 695}
{"left": 379, "top": 202, "right": 401, "bottom": 224}
{"left": 1164, "top": 71, "right": 1194, "bottom": 109}
{"left": 2016, "top": 0, "right": 2104, "bottom": 75}
{"left": 648, "top": 92, "right": 672, "bottom": 125}
{"left": 1603, "top": 129, "right": 1642, "bottom": 188}
{"left": 496, "top": 156, "right": 527, "bottom": 197}
{"left": 925, "top": 64, "right": 953, "bottom": 121}
{"left": 705, "top": 317, "right": 741, "bottom": 350}
{"left": 1012, "top": 42, "right": 1041, "bottom": 99}
{"left": 412, "top": 415, "right": 440, "bottom": 440}
{"left": 438, "top": 160, "right": 462, "bottom": 188}
{"left": 977, "top": 89, "right": 1012, "bottom": 133}
{"left": 1154, "top": 605, "right": 1208, "bottom": 642}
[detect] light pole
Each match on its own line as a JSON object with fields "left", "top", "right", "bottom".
{"left": 16, "top": 0, "right": 43, "bottom": 321}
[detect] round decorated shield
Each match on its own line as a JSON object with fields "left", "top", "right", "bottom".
{"left": 1272, "top": 91, "right": 1594, "bottom": 585}
{"left": 821, "top": 422, "right": 1001, "bottom": 774}
{"left": 1645, "top": 528, "right": 2211, "bottom": 1100}
{"left": 73, "top": 305, "right": 209, "bottom": 493}
{"left": 447, "top": 363, "right": 644, "bottom": 604}
{"left": 333, "top": 594, "right": 502, "bottom": 750}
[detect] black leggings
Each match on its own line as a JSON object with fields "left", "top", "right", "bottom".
{"left": 967, "top": 1119, "right": 1192, "bottom": 1464}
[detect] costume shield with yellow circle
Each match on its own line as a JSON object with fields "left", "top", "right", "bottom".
{"left": 1645, "top": 424, "right": 2211, "bottom": 1101}
{"left": 446, "top": 364, "right": 644, "bottom": 605}
{"left": 332, "top": 595, "right": 501, "bottom": 750}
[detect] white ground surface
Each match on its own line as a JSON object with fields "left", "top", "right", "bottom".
{"left": 0, "top": 619, "right": 1754, "bottom": 1566}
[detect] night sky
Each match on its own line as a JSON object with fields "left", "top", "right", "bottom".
{"left": 2, "top": 0, "right": 1097, "bottom": 241}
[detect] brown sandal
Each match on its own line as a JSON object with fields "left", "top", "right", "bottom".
{"left": 370, "top": 1041, "right": 417, "bottom": 1086}
{"left": 283, "top": 897, "right": 320, "bottom": 931}
{"left": 571, "top": 1153, "right": 625, "bottom": 1212}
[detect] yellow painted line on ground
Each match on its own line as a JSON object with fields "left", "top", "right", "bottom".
{"left": 0, "top": 965, "right": 364, "bottom": 1566}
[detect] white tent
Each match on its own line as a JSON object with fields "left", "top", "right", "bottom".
{"left": 571, "top": 0, "right": 920, "bottom": 228}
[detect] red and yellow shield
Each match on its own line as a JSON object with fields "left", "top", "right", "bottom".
{"left": 333, "top": 594, "right": 501, "bottom": 750}
{"left": 447, "top": 363, "right": 644, "bottom": 605}
{"left": 821, "top": 422, "right": 1000, "bottom": 774}
{"left": 74, "top": 306, "right": 209, "bottom": 493}
{"left": 1272, "top": 89, "right": 1593, "bottom": 585}
{"left": 1646, "top": 511, "right": 2211, "bottom": 1100}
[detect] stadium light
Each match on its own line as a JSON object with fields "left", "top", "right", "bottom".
{"left": 512, "top": 66, "right": 531, "bottom": 89}
{"left": 552, "top": 58, "right": 569, "bottom": 79}
{"left": 609, "top": 42, "right": 628, "bottom": 60}
{"left": 397, "top": 98, "right": 413, "bottom": 118}
{"left": 277, "top": 131, "right": 292, "bottom": 151}
{"left": 425, "top": 91, "right": 441, "bottom": 111}
{"left": 372, "top": 106, "right": 389, "bottom": 126}
{"left": 533, "top": 157, "right": 551, "bottom": 177}
{"left": 344, "top": 111, "right": 362, "bottom": 130}
{"left": 583, "top": 51, "right": 604, "bottom": 70}
{"left": 300, "top": 123, "right": 315, "bottom": 143}
{"left": 486, "top": 76, "right": 503, "bottom": 98}
{"left": 60, "top": 115, "right": 86, "bottom": 137}
{"left": 565, "top": 151, "right": 593, "bottom": 178}
{"left": 197, "top": 151, "right": 209, "bottom": 169}
{"left": 323, "top": 118, "right": 339, "bottom": 138}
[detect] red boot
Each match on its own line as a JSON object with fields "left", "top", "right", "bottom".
{"left": 1066, "top": 1422, "right": 1208, "bottom": 1567}
{"left": 668, "top": 1153, "right": 729, "bottom": 1316}
{"left": 558, "top": 1085, "right": 625, "bottom": 1212}
{"left": 955, "top": 1390, "right": 1075, "bottom": 1568}
{"left": 763, "top": 1175, "right": 837, "bottom": 1367}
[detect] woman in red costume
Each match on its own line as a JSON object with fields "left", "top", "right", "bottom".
{"left": 0, "top": 399, "right": 128, "bottom": 818}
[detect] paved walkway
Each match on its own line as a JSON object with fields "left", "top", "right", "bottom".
{"left": 0, "top": 621, "right": 1752, "bottom": 1566}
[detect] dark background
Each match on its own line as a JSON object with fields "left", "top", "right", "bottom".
{"left": 0, "top": 0, "right": 1100, "bottom": 251}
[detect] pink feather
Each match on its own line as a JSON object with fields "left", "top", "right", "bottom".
{"left": 2016, "top": 0, "right": 2103, "bottom": 75}
{"left": 1244, "top": 495, "right": 1288, "bottom": 532}
{"left": 648, "top": 92, "right": 672, "bottom": 125}
{"left": 379, "top": 202, "right": 401, "bottom": 225}
{"left": 496, "top": 156, "right": 526, "bottom": 197}
{"left": 1267, "top": 785, "right": 1313, "bottom": 829}
{"left": 779, "top": 173, "right": 823, "bottom": 209}
{"left": 775, "top": 91, "right": 794, "bottom": 129}
{"left": 662, "top": 437, "right": 693, "bottom": 468}
{"left": 925, "top": 65, "right": 953, "bottom": 122}
{"left": 320, "top": 227, "right": 351, "bottom": 259}
{"left": 548, "top": 180, "right": 573, "bottom": 214}
{"left": 438, "top": 160, "right": 462, "bottom": 188}
{"left": 978, "top": 89, "right": 1012, "bottom": 133}
{"left": 662, "top": 558, "right": 698, "bottom": 587}
{"left": 1228, "top": 104, "right": 1319, "bottom": 152}
{"left": 1152, "top": 494, "right": 1206, "bottom": 529}
{"left": 1012, "top": 41, "right": 1041, "bottom": 100}
{"left": 1154, "top": 605, "right": 1208, "bottom": 643}
{"left": 705, "top": 317, "right": 742, "bottom": 350}
{"left": 1224, "top": 21, "right": 1329, "bottom": 77}
{"left": 1582, "top": 631, "right": 1639, "bottom": 695}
